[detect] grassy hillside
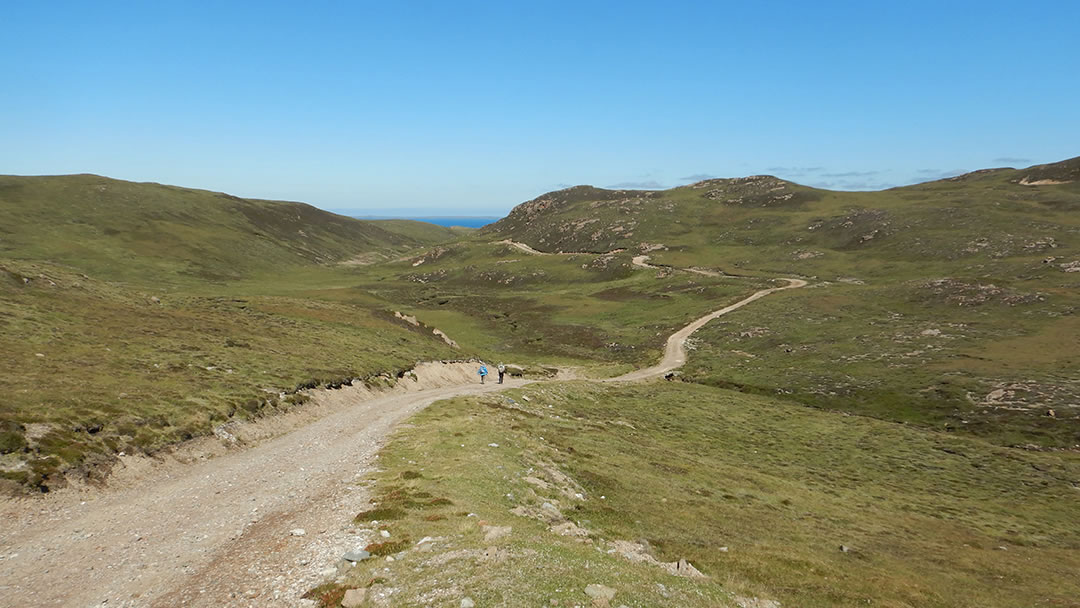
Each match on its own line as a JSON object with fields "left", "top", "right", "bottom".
{"left": 474, "top": 158, "right": 1080, "bottom": 448}
{"left": 369, "top": 219, "right": 473, "bottom": 244}
{"left": 316, "top": 381, "right": 1080, "bottom": 607}
{"left": 0, "top": 174, "right": 449, "bottom": 284}
{"left": 338, "top": 240, "right": 773, "bottom": 370}
{"left": 0, "top": 175, "right": 472, "bottom": 492}
{"left": 482, "top": 157, "right": 1080, "bottom": 268}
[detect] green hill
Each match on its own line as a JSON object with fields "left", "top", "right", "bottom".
{"left": 368, "top": 219, "right": 473, "bottom": 243}
{"left": 0, "top": 175, "right": 468, "bottom": 492}
{"left": 0, "top": 174, "right": 448, "bottom": 283}
{"left": 482, "top": 158, "right": 1080, "bottom": 271}
{"left": 3, "top": 160, "right": 1078, "bottom": 492}
{"left": 459, "top": 158, "right": 1080, "bottom": 447}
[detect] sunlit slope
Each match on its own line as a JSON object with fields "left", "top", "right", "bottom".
{"left": 0, "top": 175, "right": 469, "bottom": 492}
{"left": 476, "top": 157, "right": 1080, "bottom": 447}
{"left": 483, "top": 157, "right": 1080, "bottom": 279}
{"left": 0, "top": 174, "right": 448, "bottom": 283}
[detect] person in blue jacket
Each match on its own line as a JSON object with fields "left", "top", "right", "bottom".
{"left": 477, "top": 363, "right": 488, "bottom": 384}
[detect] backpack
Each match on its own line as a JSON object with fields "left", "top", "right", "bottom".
{"left": 497, "top": 364, "right": 506, "bottom": 373}
{"left": 479, "top": 365, "right": 488, "bottom": 375}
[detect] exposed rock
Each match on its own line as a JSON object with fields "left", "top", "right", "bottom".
{"left": 432, "top": 328, "right": 459, "bottom": 348}
{"left": 736, "top": 597, "right": 781, "bottom": 608}
{"left": 393, "top": 311, "right": 420, "bottom": 326}
{"left": 522, "top": 476, "right": 551, "bottom": 490}
{"left": 341, "top": 587, "right": 367, "bottom": 608}
{"left": 608, "top": 540, "right": 706, "bottom": 578}
{"left": 482, "top": 525, "right": 511, "bottom": 541}
{"left": 675, "top": 558, "right": 704, "bottom": 577}
{"left": 289, "top": 528, "right": 306, "bottom": 536}
{"left": 213, "top": 424, "right": 238, "bottom": 443}
{"left": 460, "top": 598, "right": 476, "bottom": 608}
{"left": 551, "top": 521, "right": 590, "bottom": 538}
{"left": 343, "top": 550, "right": 371, "bottom": 562}
{"left": 584, "top": 583, "right": 616, "bottom": 603}
{"left": 540, "top": 502, "right": 563, "bottom": 522}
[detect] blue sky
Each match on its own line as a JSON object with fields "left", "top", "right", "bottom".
{"left": 3, "top": 1, "right": 1078, "bottom": 216}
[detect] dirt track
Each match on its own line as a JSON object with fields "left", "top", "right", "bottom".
{"left": 0, "top": 270, "right": 805, "bottom": 607}
{"left": 610, "top": 278, "right": 807, "bottom": 381}
{"left": 0, "top": 366, "right": 528, "bottom": 607}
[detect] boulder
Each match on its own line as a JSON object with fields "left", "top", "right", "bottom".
{"left": 341, "top": 588, "right": 367, "bottom": 608}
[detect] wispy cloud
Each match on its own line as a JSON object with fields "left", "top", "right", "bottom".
{"left": 607, "top": 180, "right": 666, "bottom": 189}
{"left": 679, "top": 173, "right": 717, "bottom": 182}
{"left": 809, "top": 180, "right": 895, "bottom": 191}
{"left": 765, "top": 166, "right": 824, "bottom": 176}
{"left": 992, "top": 157, "right": 1030, "bottom": 165}
{"left": 914, "top": 168, "right": 967, "bottom": 180}
{"left": 818, "top": 170, "right": 880, "bottom": 178}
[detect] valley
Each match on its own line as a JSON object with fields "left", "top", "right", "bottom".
{"left": 1, "top": 159, "right": 1078, "bottom": 607}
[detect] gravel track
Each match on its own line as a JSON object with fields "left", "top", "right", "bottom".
{"left": 0, "top": 369, "right": 527, "bottom": 607}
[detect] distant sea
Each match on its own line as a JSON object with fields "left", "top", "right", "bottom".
{"left": 350, "top": 215, "right": 500, "bottom": 228}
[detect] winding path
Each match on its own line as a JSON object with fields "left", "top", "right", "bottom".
{"left": 0, "top": 250, "right": 807, "bottom": 607}
{"left": 609, "top": 278, "right": 807, "bottom": 381}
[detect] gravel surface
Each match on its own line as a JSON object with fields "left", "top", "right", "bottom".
{"left": 0, "top": 364, "right": 525, "bottom": 607}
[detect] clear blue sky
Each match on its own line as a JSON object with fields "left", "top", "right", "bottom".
{"left": 3, "top": 1, "right": 1078, "bottom": 216}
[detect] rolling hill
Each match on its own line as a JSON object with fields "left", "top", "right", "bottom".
{"left": 0, "top": 174, "right": 452, "bottom": 284}
{"left": 0, "top": 176, "right": 468, "bottom": 491}
{"left": 482, "top": 157, "right": 1080, "bottom": 271}
{"left": 444, "top": 157, "right": 1080, "bottom": 447}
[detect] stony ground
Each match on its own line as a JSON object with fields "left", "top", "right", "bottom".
{"left": 0, "top": 364, "right": 528, "bottom": 607}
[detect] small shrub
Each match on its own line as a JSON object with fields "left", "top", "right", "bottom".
{"left": 301, "top": 583, "right": 355, "bottom": 607}
{"left": 353, "top": 506, "right": 405, "bottom": 522}
{"left": 364, "top": 539, "right": 410, "bottom": 556}
{"left": 284, "top": 393, "right": 310, "bottom": 407}
{"left": 0, "top": 430, "right": 27, "bottom": 454}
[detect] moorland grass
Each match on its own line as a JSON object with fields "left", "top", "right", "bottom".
{"left": 334, "top": 381, "right": 1080, "bottom": 607}
{"left": 0, "top": 258, "right": 459, "bottom": 490}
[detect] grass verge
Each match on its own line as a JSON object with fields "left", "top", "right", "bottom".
{"left": 322, "top": 381, "right": 1080, "bottom": 607}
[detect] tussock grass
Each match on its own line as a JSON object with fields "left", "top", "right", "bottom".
{"left": 336, "top": 381, "right": 1080, "bottom": 607}
{"left": 0, "top": 258, "right": 458, "bottom": 491}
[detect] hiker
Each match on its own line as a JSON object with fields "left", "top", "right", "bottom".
{"left": 497, "top": 363, "right": 506, "bottom": 384}
{"left": 478, "top": 363, "right": 488, "bottom": 384}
